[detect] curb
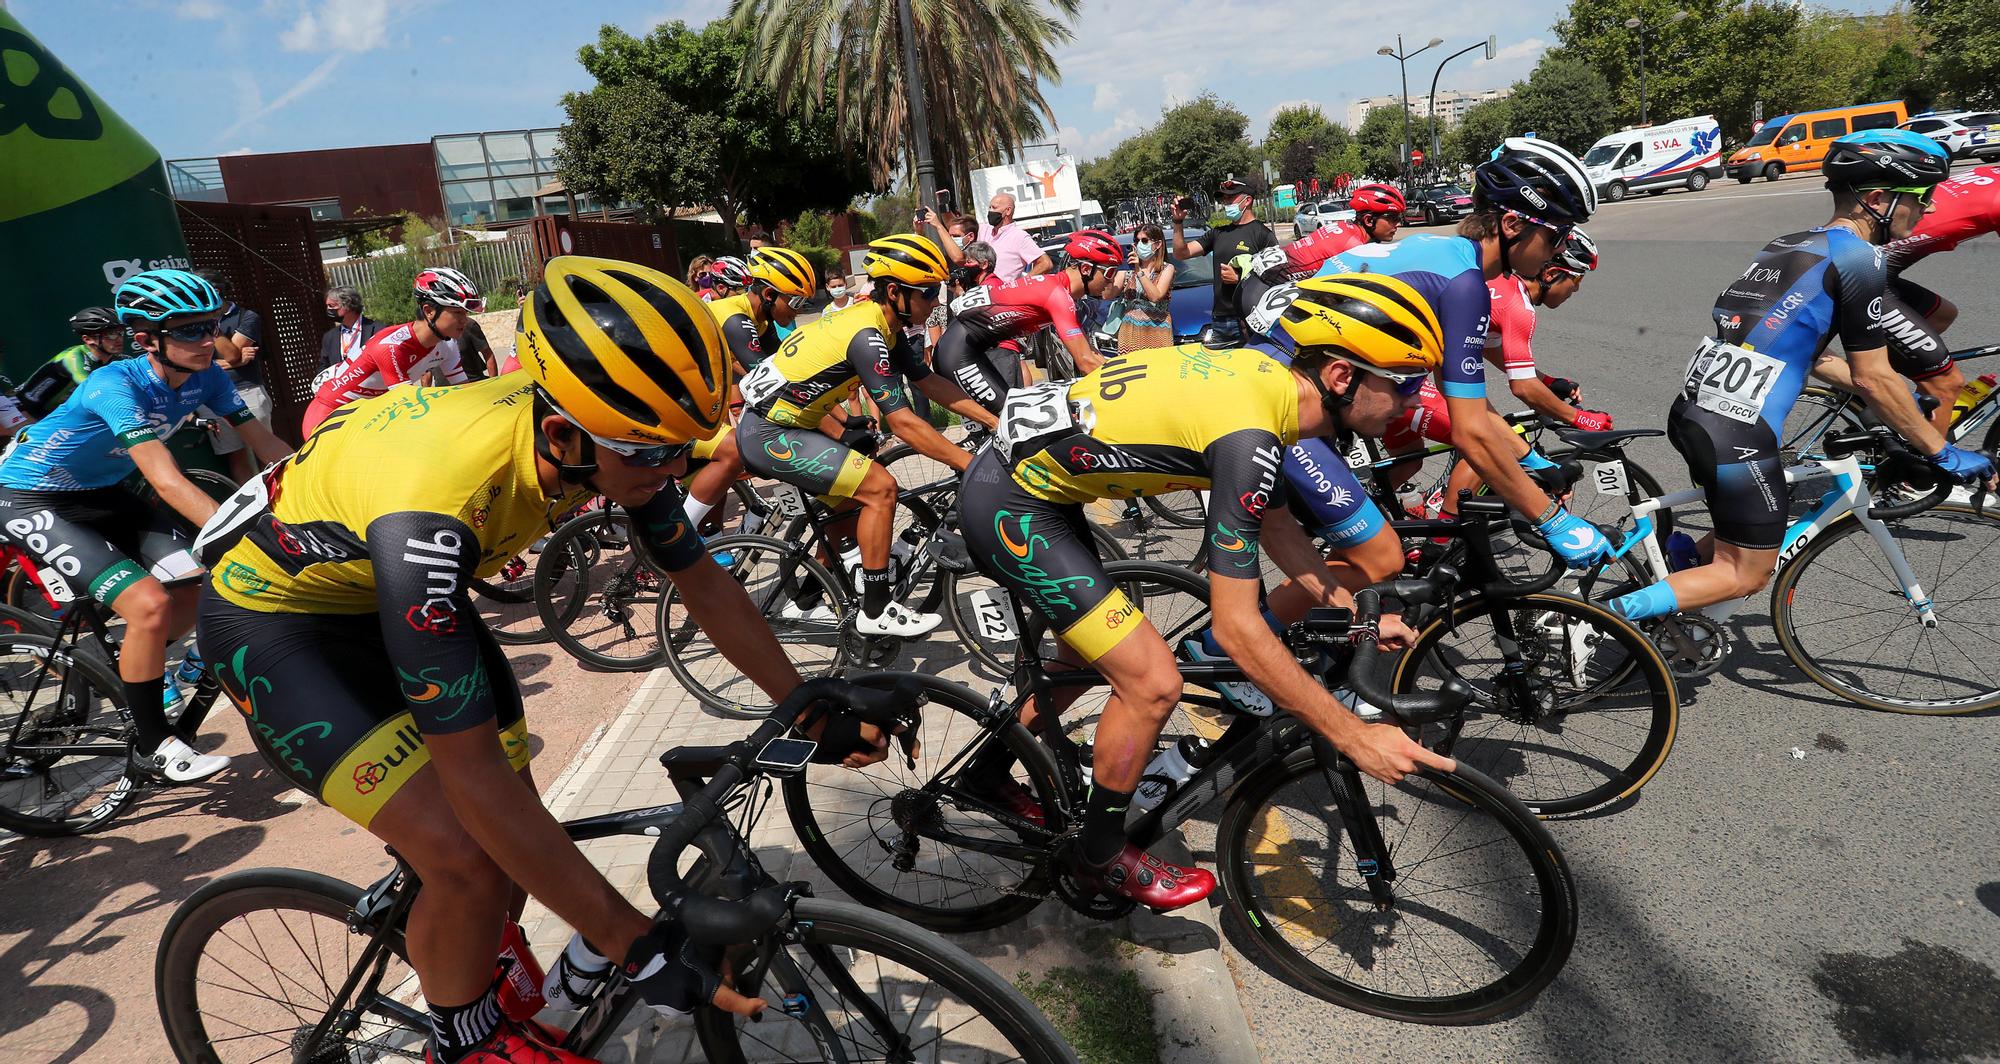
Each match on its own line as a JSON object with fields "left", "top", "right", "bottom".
{"left": 1136, "top": 841, "right": 1261, "bottom": 1063}
{"left": 540, "top": 666, "right": 674, "bottom": 818}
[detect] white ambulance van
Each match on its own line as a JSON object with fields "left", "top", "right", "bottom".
{"left": 1582, "top": 115, "right": 1724, "bottom": 201}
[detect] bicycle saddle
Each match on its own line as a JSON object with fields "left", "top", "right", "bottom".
{"left": 1550, "top": 426, "right": 1663, "bottom": 450}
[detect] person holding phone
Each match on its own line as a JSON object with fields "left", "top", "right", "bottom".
{"left": 977, "top": 193, "right": 1055, "bottom": 281}
{"left": 1171, "top": 177, "right": 1276, "bottom": 336}
{"left": 1118, "top": 224, "right": 1175, "bottom": 352}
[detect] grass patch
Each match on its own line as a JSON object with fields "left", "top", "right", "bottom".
{"left": 1016, "top": 964, "right": 1159, "bottom": 1064}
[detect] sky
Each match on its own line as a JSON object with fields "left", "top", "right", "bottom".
{"left": 10, "top": 0, "right": 1882, "bottom": 168}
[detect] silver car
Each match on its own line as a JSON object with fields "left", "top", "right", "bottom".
{"left": 1292, "top": 199, "right": 1354, "bottom": 236}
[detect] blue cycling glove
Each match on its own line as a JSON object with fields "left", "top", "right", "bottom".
{"left": 1927, "top": 444, "right": 1994, "bottom": 485}
{"left": 1536, "top": 506, "right": 1613, "bottom": 570}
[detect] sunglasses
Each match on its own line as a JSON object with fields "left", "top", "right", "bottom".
{"left": 1880, "top": 186, "right": 1937, "bottom": 206}
{"left": 1339, "top": 357, "right": 1429, "bottom": 396}
{"left": 590, "top": 432, "right": 693, "bottom": 467}
{"left": 1505, "top": 209, "right": 1573, "bottom": 241}
{"left": 160, "top": 320, "right": 221, "bottom": 342}
{"left": 894, "top": 282, "right": 942, "bottom": 301}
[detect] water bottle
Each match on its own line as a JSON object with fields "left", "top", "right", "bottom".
{"left": 838, "top": 543, "right": 864, "bottom": 584}
{"left": 541, "top": 931, "right": 612, "bottom": 1011}
{"left": 1665, "top": 531, "right": 1701, "bottom": 573}
{"left": 1131, "top": 735, "right": 1213, "bottom": 814}
{"left": 493, "top": 920, "right": 548, "bottom": 1023}
{"left": 1953, "top": 373, "right": 1997, "bottom": 421}
{"left": 890, "top": 526, "right": 922, "bottom": 580}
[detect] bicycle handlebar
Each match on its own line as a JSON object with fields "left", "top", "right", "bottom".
{"left": 1823, "top": 430, "right": 1967, "bottom": 521}
{"left": 1343, "top": 585, "right": 1474, "bottom": 725}
{"left": 644, "top": 677, "right": 924, "bottom": 943}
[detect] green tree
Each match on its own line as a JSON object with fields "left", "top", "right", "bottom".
{"left": 1354, "top": 104, "right": 1411, "bottom": 179}
{"left": 1264, "top": 104, "right": 1344, "bottom": 183}
{"left": 555, "top": 79, "right": 717, "bottom": 220}
{"left": 1915, "top": 0, "right": 2000, "bottom": 108}
{"left": 729, "top": 0, "right": 1078, "bottom": 193}
{"left": 1315, "top": 142, "right": 1367, "bottom": 186}
{"left": 1152, "top": 93, "right": 1260, "bottom": 194}
{"left": 1507, "top": 50, "right": 1616, "bottom": 156}
{"left": 1080, "top": 132, "right": 1164, "bottom": 202}
{"left": 1443, "top": 96, "right": 1517, "bottom": 170}
{"left": 1864, "top": 43, "right": 1931, "bottom": 111}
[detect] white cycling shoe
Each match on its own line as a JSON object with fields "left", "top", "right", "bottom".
{"left": 1180, "top": 640, "right": 1275, "bottom": 716}
{"left": 137, "top": 736, "right": 231, "bottom": 784}
{"left": 854, "top": 601, "right": 941, "bottom": 638}
{"left": 779, "top": 599, "right": 840, "bottom": 623}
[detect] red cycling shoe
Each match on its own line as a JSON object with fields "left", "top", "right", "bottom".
{"left": 971, "top": 777, "right": 1045, "bottom": 826}
{"left": 1088, "top": 844, "right": 1215, "bottom": 912}
{"left": 426, "top": 1017, "right": 599, "bottom": 1064}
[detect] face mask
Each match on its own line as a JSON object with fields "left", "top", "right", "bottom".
{"left": 827, "top": 287, "right": 846, "bottom": 299}
{"left": 325, "top": 305, "right": 339, "bottom": 319}
{"left": 986, "top": 210, "right": 1005, "bottom": 228}
{"left": 1221, "top": 202, "right": 1244, "bottom": 222}
{"left": 1136, "top": 241, "right": 1155, "bottom": 258}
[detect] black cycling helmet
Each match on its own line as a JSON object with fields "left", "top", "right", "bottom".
{"left": 1473, "top": 137, "right": 1596, "bottom": 223}
{"left": 1821, "top": 129, "right": 1952, "bottom": 190}
{"left": 69, "top": 306, "right": 121, "bottom": 334}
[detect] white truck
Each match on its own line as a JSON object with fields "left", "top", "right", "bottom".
{"left": 1581, "top": 115, "right": 1724, "bottom": 202}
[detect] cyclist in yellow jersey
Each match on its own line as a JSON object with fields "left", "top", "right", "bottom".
{"left": 683, "top": 246, "right": 818, "bottom": 532}
{"left": 196, "top": 257, "right": 905, "bottom": 1064}
{"left": 959, "top": 273, "right": 1455, "bottom": 911}
{"left": 736, "top": 234, "right": 999, "bottom": 637}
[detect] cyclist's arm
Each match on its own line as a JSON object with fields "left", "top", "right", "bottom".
{"left": 1048, "top": 292, "right": 1103, "bottom": 375}
{"left": 1436, "top": 269, "right": 1552, "bottom": 517}
{"left": 1851, "top": 346, "right": 1945, "bottom": 453}
{"left": 1507, "top": 375, "right": 1582, "bottom": 423}
{"left": 234, "top": 417, "right": 294, "bottom": 466}
{"left": 1835, "top": 244, "right": 1947, "bottom": 453}
{"left": 128, "top": 439, "right": 221, "bottom": 527}
{"left": 719, "top": 314, "right": 764, "bottom": 373}
{"left": 369, "top": 509, "right": 652, "bottom": 970}
{"left": 909, "top": 375, "right": 999, "bottom": 430}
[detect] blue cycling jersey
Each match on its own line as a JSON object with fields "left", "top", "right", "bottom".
{"left": 1316, "top": 235, "right": 1492, "bottom": 401}
{"left": 1695, "top": 226, "right": 1886, "bottom": 433}
{"left": 0, "top": 357, "right": 249, "bottom": 492}
{"left": 1222, "top": 345, "right": 1389, "bottom": 549}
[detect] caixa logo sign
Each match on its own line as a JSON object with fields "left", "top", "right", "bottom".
{"left": 101, "top": 255, "right": 193, "bottom": 287}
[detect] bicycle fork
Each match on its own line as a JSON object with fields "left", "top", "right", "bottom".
{"left": 1314, "top": 738, "right": 1399, "bottom": 910}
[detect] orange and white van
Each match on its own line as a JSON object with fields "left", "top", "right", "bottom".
{"left": 1726, "top": 100, "right": 1910, "bottom": 182}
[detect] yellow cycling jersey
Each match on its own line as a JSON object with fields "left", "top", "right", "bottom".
{"left": 706, "top": 292, "right": 770, "bottom": 371}
{"left": 736, "top": 301, "right": 931, "bottom": 428}
{"left": 210, "top": 376, "right": 593, "bottom": 613}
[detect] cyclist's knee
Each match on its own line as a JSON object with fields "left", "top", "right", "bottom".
{"left": 854, "top": 466, "right": 898, "bottom": 507}
{"left": 397, "top": 813, "right": 509, "bottom": 903}
{"left": 113, "top": 579, "right": 172, "bottom": 632}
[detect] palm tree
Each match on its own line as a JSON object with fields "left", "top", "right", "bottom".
{"left": 729, "top": 0, "right": 1079, "bottom": 193}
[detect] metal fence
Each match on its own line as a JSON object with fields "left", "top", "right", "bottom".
{"left": 325, "top": 230, "right": 538, "bottom": 300}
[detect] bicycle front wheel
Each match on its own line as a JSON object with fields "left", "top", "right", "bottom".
{"left": 156, "top": 868, "right": 426, "bottom": 1063}
{"left": 1215, "top": 751, "right": 1576, "bottom": 1024}
{"left": 694, "top": 896, "right": 1078, "bottom": 1063}
{"left": 661, "top": 535, "right": 849, "bottom": 717}
{"left": 1772, "top": 503, "right": 2000, "bottom": 714}
{"left": 1393, "top": 592, "right": 1680, "bottom": 816}
{"left": 537, "top": 509, "right": 667, "bottom": 671}
{"left": 0, "top": 636, "right": 137, "bottom": 837}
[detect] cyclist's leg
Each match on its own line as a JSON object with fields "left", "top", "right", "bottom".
{"left": 932, "top": 322, "right": 1008, "bottom": 416}
{"left": 1883, "top": 282, "right": 1960, "bottom": 434}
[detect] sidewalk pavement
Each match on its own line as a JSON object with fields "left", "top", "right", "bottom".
{"left": 518, "top": 600, "right": 1259, "bottom": 1062}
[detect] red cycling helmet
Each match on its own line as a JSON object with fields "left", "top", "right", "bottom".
{"left": 1348, "top": 184, "right": 1406, "bottom": 216}
{"left": 1064, "top": 229, "right": 1124, "bottom": 268}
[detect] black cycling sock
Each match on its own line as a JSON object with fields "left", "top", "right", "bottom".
{"left": 124, "top": 675, "right": 171, "bottom": 755}
{"left": 859, "top": 566, "right": 892, "bottom": 617}
{"left": 1081, "top": 783, "right": 1134, "bottom": 869}
{"left": 172, "top": 670, "right": 221, "bottom": 744}
{"left": 427, "top": 983, "right": 503, "bottom": 1063}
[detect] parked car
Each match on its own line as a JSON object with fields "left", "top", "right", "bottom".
{"left": 1582, "top": 115, "right": 1723, "bottom": 201}
{"left": 1404, "top": 185, "right": 1475, "bottom": 226}
{"left": 1959, "top": 112, "right": 2000, "bottom": 160}
{"left": 1292, "top": 199, "right": 1354, "bottom": 236}
{"left": 1727, "top": 100, "right": 1907, "bottom": 182}
{"left": 1901, "top": 112, "right": 1999, "bottom": 160}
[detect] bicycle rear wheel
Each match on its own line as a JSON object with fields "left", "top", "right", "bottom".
{"left": 660, "top": 535, "right": 849, "bottom": 717}
{"left": 694, "top": 897, "right": 1078, "bottom": 1063}
{"left": 1215, "top": 750, "right": 1576, "bottom": 1024}
{"left": 1772, "top": 503, "right": 2000, "bottom": 714}
{"left": 156, "top": 868, "right": 426, "bottom": 1063}
{"left": 0, "top": 636, "right": 137, "bottom": 837}
{"left": 1142, "top": 491, "right": 1205, "bottom": 528}
{"left": 1780, "top": 385, "right": 1866, "bottom": 464}
{"left": 537, "top": 510, "right": 666, "bottom": 671}
{"left": 1392, "top": 592, "right": 1679, "bottom": 816}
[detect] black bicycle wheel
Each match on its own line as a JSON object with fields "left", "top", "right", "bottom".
{"left": 1393, "top": 591, "right": 1680, "bottom": 816}
{"left": 537, "top": 509, "right": 667, "bottom": 671}
{"left": 0, "top": 635, "right": 137, "bottom": 837}
{"left": 1780, "top": 385, "right": 1866, "bottom": 464}
{"left": 1142, "top": 491, "right": 1206, "bottom": 528}
{"left": 694, "top": 896, "right": 1078, "bottom": 1063}
{"left": 1772, "top": 503, "right": 2000, "bottom": 714}
{"left": 660, "top": 534, "right": 850, "bottom": 717}
{"left": 1215, "top": 748, "right": 1576, "bottom": 1024}
{"left": 783, "top": 672, "right": 1065, "bottom": 932}
{"left": 157, "top": 868, "right": 426, "bottom": 1063}
{"left": 478, "top": 541, "right": 581, "bottom": 646}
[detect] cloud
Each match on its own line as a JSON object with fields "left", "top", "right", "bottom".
{"left": 177, "top": 0, "right": 226, "bottom": 18}
{"left": 1160, "top": 71, "right": 1200, "bottom": 109}
{"left": 279, "top": 0, "right": 391, "bottom": 53}
{"left": 214, "top": 53, "right": 345, "bottom": 144}
{"left": 1091, "top": 82, "right": 1122, "bottom": 113}
{"left": 220, "top": 146, "right": 258, "bottom": 156}
{"left": 1493, "top": 36, "right": 1547, "bottom": 64}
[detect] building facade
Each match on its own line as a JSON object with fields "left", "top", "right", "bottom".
{"left": 1345, "top": 87, "right": 1513, "bottom": 129}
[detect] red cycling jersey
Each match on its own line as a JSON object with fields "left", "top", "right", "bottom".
{"left": 1484, "top": 275, "right": 1541, "bottom": 381}
{"left": 950, "top": 273, "right": 1084, "bottom": 347}
{"left": 1887, "top": 164, "right": 2000, "bottom": 270}
{"left": 302, "top": 321, "right": 467, "bottom": 435}
{"left": 1283, "top": 222, "right": 1372, "bottom": 280}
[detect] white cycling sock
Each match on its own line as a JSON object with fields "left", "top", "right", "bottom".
{"left": 683, "top": 496, "right": 717, "bottom": 528}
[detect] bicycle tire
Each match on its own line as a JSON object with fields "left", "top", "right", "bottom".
{"left": 156, "top": 868, "right": 425, "bottom": 1064}
{"left": 693, "top": 896, "right": 1079, "bottom": 1063}
{"left": 537, "top": 510, "right": 667, "bottom": 671}
{"left": 0, "top": 635, "right": 138, "bottom": 836}
{"left": 1142, "top": 491, "right": 1205, "bottom": 528}
{"left": 0, "top": 601, "right": 54, "bottom": 637}
{"left": 942, "top": 520, "right": 1131, "bottom": 675}
{"left": 1392, "top": 591, "right": 1679, "bottom": 816}
{"left": 783, "top": 672, "right": 1066, "bottom": 932}
{"left": 1215, "top": 748, "right": 1577, "bottom": 1024}
{"left": 479, "top": 542, "right": 583, "bottom": 647}
{"left": 1780, "top": 385, "right": 1867, "bottom": 464}
{"left": 659, "top": 534, "right": 849, "bottom": 718}
{"left": 1771, "top": 502, "right": 2000, "bottom": 714}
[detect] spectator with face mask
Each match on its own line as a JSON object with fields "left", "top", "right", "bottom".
{"left": 977, "top": 193, "right": 1055, "bottom": 281}
{"left": 687, "top": 255, "right": 718, "bottom": 300}
{"left": 319, "top": 286, "right": 381, "bottom": 371}
{"left": 825, "top": 274, "right": 861, "bottom": 313}
{"left": 1119, "top": 224, "right": 1176, "bottom": 352}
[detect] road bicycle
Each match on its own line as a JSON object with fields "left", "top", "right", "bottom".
{"left": 779, "top": 563, "right": 1578, "bottom": 1025}
{"left": 1779, "top": 343, "right": 2000, "bottom": 465}
{"left": 153, "top": 678, "right": 1079, "bottom": 1063}
{"left": 1577, "top": 422, "right": 2000, "bottom": 713}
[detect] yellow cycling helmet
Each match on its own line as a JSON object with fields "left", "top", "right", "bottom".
{"left": 519, "top": 255, "right": 728, "bottom": 445}
{"left": 748, "top": 246, "right": 818, "bottom": 299}
{"left": 863, "top": 234, "right": 950, "bottom": 287}
{"left": 1278, "top": 273, "right": 1444, "bottom": 375}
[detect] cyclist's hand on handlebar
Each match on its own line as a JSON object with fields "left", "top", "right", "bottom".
{"left": 1376, "top": 613, "right": 1418, "bottom": 651}
{"left": 626, "top": 920, "right": 768, "bottom": 1023}
{"left": 1536, "top": 506, "right": 1614, "bottom": 569}
{"left": 1337, "top": 721, "right": 1456, "bottom": 785}
{"left": 1571, "top": 409, "right": 1614, "bottom": 432}
{"left": 1927, "top": 443, "right": 1997, "bottom": 487}
{"left": 812, "top": 712, "right": 920, "bottom": 769}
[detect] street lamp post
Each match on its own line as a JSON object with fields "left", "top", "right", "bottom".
{"left": 1425, "top": 36, "right": 1497, "bottom": 172}
{"left": 1622, "top": 10, "right": 1687, "bottom": 127}
{"left": 896, "top": 0, "right": 938, "bottom": 203}
{"left": 1378, "top": 35, "right": 1443, "bottom": 184}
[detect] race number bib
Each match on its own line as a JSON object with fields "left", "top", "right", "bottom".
{"left": 950, "top": 286, "right": 994, "bottom": 314}
{"left": 1248, "top": 245, "right": 1289, "bottom": 280}
{"left": 193, "top": 464, "right": 276, "bottom": 567}
{"left": 1685, "top": 338, "right": 1784, "bottom": 424}
{"left": 738, "top": 358, "right": 785, "bottom": 409}
{"left": 1244, "top": 282, "right": 1299, "bottom": 337}
{"left": 996, "top": 380, "right": 1080, "bottom": 459}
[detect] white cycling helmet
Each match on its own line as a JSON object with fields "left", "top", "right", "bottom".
{"left": 414, "top": 265, "right": 482, "bottom": 310}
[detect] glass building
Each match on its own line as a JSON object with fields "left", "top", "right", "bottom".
{"left": 433, "top": 128, "right": 607, "bottom": 226}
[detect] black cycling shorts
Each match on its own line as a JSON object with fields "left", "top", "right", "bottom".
{"left": 735, "top": 409, "right": 875, "bottom": 503}
{"left": 958, "top": 446, "right": 1139, "bottom": 662}
{"left": 1667, "top": 399, "right": 1787, "bottom": 550}
{"left": 932, "top": 320, "right": 1021, "bottom": 416}
{"left": 0, "top": 484, "right": 198, "bottom": 608}
{"left": 1881, "top": 281, "right": 1954, "bottom": 381}
{"left": 197, "top": 589, "right": 530, "bottom": 828}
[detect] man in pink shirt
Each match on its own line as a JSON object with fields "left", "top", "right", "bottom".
{"left": 978, "top": 192, "right": 1055, "bottom": 281}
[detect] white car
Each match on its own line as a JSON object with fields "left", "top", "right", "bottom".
{"left": 1292, "top": 199, "right": 1354, "bottom": 236}
{"left": 1900, "top": 113, "right": 1991, "bottom": 160}
{"left": 1956, "top": 111, "right": 2000, "bottom": 160}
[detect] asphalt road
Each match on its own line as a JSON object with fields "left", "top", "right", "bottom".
{"left": 1231, "top": 166, "right": 2000, "bottom": 1063}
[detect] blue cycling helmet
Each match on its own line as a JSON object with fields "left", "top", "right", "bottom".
{"left": 1822, "top": 129, "right": 1951, "bottom": 190}
{"left": 115, "top": 268, "right": 221, "bottom": 326}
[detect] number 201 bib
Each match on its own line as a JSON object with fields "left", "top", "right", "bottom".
{"left": 1685, "top": 337, "right": 1783, "bottom": 424}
